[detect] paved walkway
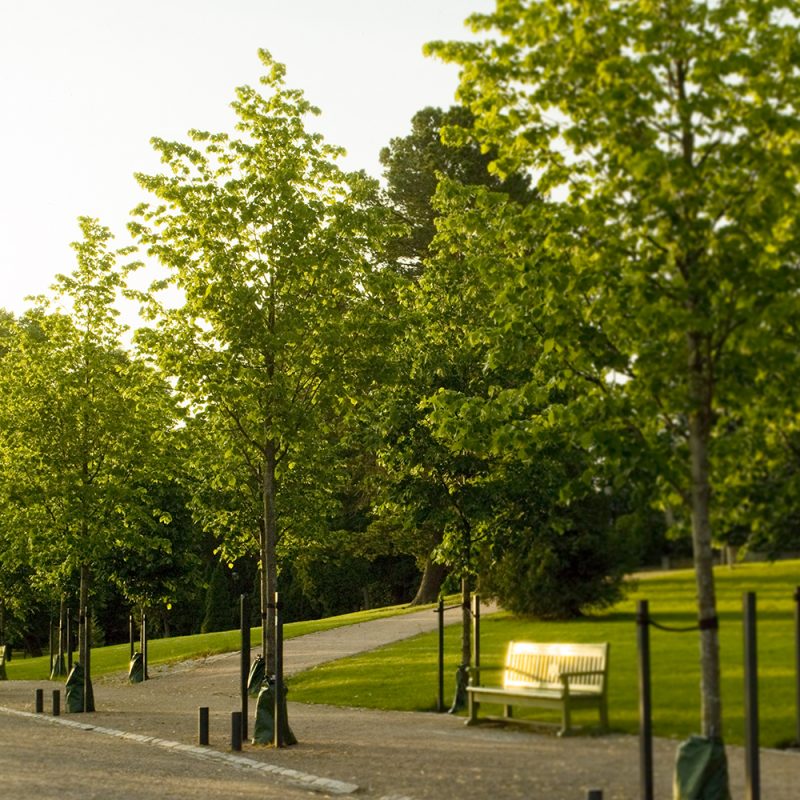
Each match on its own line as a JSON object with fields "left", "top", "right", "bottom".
{"left": 1, "top": 603, "right": 798, "bottom": 799}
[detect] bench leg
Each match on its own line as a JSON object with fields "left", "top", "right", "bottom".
{"left": 466, "top": 692, "right": 479, "bottom": 726}
{"left": 599, "top": 697, "right": 609, "bottom": 733}
{"left": 558, "top": 700, "right": 572, "bottom": 737}
{"left": 503, "top": 704, "right": 513, "bottom": 719}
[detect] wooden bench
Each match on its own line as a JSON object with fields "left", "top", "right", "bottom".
{"left": 466, "top": 641, "right": 610, "bottom": 736}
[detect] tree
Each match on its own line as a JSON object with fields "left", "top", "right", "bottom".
{"left": 430, "top": 0, "right": 800, "bottom": 755}
{"left": 412, "top": 178, "right": 643, "bottom": 619}
{"left": 369, "top": 106, "right": 534, "bottom": 605}
{"left": 379, "top": 105, "right": 530, "bottom": 275}
{"left": 0, "top": 219, "right": 178, "bottom": 656}
{"left": 131, "top": 51, "right": 383, "bottom": 672}
{"left": 104, "top": 474, "right": 207, "bottom": 637}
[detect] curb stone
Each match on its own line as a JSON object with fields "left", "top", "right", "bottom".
{"left": 0, "top": 705, "right": 359, "bottom": 796}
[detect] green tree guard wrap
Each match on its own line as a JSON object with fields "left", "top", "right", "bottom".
{"left": 251, "top": 678, "right": 297, "bottom": 746}
{"left": 65, "top": 663, "right": 95, "bottom": 713}
{"left": 247, "top": 655, "right": 265, "bottom": 697}
{"left": 50, "top": 652, "right": 67, "bottom": 680}
{"left": 128, "top": 652, "right": 144, "bottom": 683}
{"left": 448, "top": 664, "right": 470, "bottom": 714}
{"left": 673, "top": 736, "right": 731, "bottom": 800}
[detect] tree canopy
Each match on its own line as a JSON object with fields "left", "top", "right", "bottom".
{"left": 131, "top": 50, "right": 387, "bottom": 671}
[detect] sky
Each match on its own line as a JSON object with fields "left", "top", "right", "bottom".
{"left": 0, "top": 0, "right": 494, "bottom": 315}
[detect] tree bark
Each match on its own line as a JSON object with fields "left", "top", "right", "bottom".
{"left": 259, "top": 273, "right": 278, "bottom": 674}
{"left": 410, "top": 556, "right": 449, "bottom": 606}
{"left": 261, "top": 440, "right": 277, "bottom": 674}
{"left": 460, "top": 574, "right": 471, "bottom": 668}
{"left": 78, "top": 563, "right": 90, "bottom": 663}
{"left": 687, "top": 330, "right": 723, "bottom": 739}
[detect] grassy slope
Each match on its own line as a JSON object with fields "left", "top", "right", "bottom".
{"left": 288, "top": 561, "right": 800, "bottom": 748}
{"left": 4, "top": 600, "right": 440, "bottom": 683}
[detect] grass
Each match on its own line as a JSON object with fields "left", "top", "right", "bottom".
{"left": 4, "top": 598, "right": 443, "bottom": 683}
{"left": 287, "top": 560, "right": 800, "bottom": 748}
{"left": 6, "top": 564, "right": 798, "bottom": 748}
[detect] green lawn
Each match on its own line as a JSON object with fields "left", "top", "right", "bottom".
{"left": 4, "top": 599, "right": 444, "bottom": 683}
{"left": 288, "top": 561, "right": 800, "bottom": 748}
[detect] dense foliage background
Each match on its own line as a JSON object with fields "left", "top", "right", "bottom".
{"left": 2, "top": 4, "right": 799, "bottom": 681}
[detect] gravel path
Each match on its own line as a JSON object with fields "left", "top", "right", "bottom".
{"left": 2, "top": 604, "right": 798, "bottom": 799}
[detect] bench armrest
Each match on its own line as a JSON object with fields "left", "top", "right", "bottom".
{"left": 559, "top": 670, "right": 606, "bottom": 696}
{"left": 559, "top": 669, "right": 606, "bottom": 679}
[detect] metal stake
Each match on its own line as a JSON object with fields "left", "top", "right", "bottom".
{"left": 472, "top": 594, "right": 481, "bottom": 687}
{"left": 79, "top": 607, "right": 85, "bottom": 667}
{"left": 637, "top": 599, "right": 654, "bottom": 800}
{"left": 35, "top": 689, "right": 43, "bottom": 713}
{"left": 274, "top": 592, "right": 284, "bottom": 748}
{"left": 240, "top": 593, "right": 250, "bottom": 742}
{"left": 66, "top": 608, "right": 72, "bottom": 672}
{"left": 142, "top": 612, "right": 148, "bottom": 681}
{"left": 52, "top": 690, "right": 60, "bottom": 717}
{"left": 437, "top": 598, "right": 444, "bottom": 712}
{"left": 83, "top": 606, "right": 91, "bottom": 713}
{"left": 57, "top": 601, "right": 65, "bottom": 675}
{"left": 794, "top": 586, "right": 800, "bottom": 746}
{"left": 744, "top": 591, "right": 760, "bottom": 800}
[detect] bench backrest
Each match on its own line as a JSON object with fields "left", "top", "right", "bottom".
{"left": 503, "top": 641, "right": 609, "bottom": 695}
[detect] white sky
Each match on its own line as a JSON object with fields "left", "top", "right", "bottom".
{"left": 0, "top": 0, "right": 493, "bottom": 315}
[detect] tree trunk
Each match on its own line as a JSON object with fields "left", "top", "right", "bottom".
{"left": 410, "top": 556, "right": 449, "bottom": 606}
{"left": 78, "top": 563, "right": 90, "bottom": 663}
{"left": 460, "top": 575, "right": 471, "bottom": 668}
{"left": 687, "top": 330, "right": 723, "bottom": 739}
{"left": 259, "top": 277, "right": 278, "bottom": 674}
{"left": 261, "top": 441, "right": 277, "bottom": 674}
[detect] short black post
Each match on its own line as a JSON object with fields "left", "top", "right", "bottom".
{"left": 274, "top": 591, "right": 284, "bottom": 748}
{"left": 794, "top": 586, "right": 800, "bottom": 746}
{"left": 240, "top": 593, "right": 250, "bottom": 742}
{"left": 472, "top": 593, "right": 481, "bottom": 687}
{"left": 83, "top": 606, "right": 91, "bottom": 713}
{"left": 744, "top": 591, "right": 760, "bottom": 800}
{"left": 437, "top": 598, "right": 445, "bottom": 712}
{"left": 35, "top": 688, "right": 43, "bottom": 713}
{"left": 52, "top": 689, "right": 60, "bottom": 716}
{"left": 231, "top": 710, "right": 242, "bottom": 751}
{"left": 587, "top": 791, "right": 603, "bottom": 800}
{"left": 637, "top": 599, "right": 654, "bottom": 800}
{"left": 129, "top": 614, "right": 135, "bottom": 661}
{"left": 198, "top": 706, "right": 209, "bottom": 745}
{"left": 66, "top": 608, "right": 72, "bottom": 672}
